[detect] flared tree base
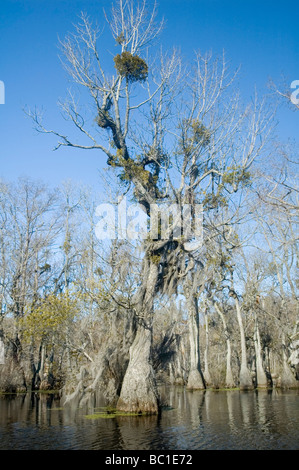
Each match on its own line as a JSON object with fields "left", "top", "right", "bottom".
{"left": 239, "top": 365, "right": 254, "bottom": 391}
{"left": 186, "top": 369, "right": 205, "bottom": 390}
{"left": 116, "top": 324, "right": 160, "bottom": 415}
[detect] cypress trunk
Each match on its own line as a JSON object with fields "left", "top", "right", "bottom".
{"left": 116, "top": 322, "right": 159, "bottom": 413}
{"left": 234, "top": 297, "right": 254, "bottom": 390}
{"left": 186, "top": 290, "right": 205, "bottom": 390}
{"left": 280, "top": 333, "right": 298, "bottom": 389}
{"left": 203, "top": 307, "right": 212, "bottom": 387}
{"left": 254, "top": 314, "right": 268, "bottom": 388}
{"left": 117, "top": 258, "right": 160, "bottom": 413}
{"left": 214, "top": 302, "right": 235, "bottom": 388}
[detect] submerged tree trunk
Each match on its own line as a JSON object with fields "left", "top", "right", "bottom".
{"left": 185, "top": 285, "right": 205, "bottom": 390}
{"left": 234, "top": 296, "right": 254, "bottom": 390}
{"left": 117, "top": 257, "right": 160, "bottom": 414}
{"left": 203, "top": 306, "right": 213, "bottom": 387}
{"left": 280, "top": 333, "right": 298, "bottom": 389}
{"left": 214, "top": 302, "right": 235, "bottom": 388}
{"left": 117, "top": 322, "right": 159, "bottom": 413}
{"left": 254, "top": 313, "right": 268, "bottom": 388}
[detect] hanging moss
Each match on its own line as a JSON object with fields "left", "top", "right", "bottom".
{"left": 149, "top": 254, "right": 161, "bottom": 265}
{"left": 114, "top": 51, "right": 148, "bottom": 83}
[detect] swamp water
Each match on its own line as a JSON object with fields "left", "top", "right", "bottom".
{"left": 0, "top": 387, "right": 298, "bottom": 450}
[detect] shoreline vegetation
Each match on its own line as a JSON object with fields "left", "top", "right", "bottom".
{"left": 2, "top": 384, "right": 299, "bottom": 395}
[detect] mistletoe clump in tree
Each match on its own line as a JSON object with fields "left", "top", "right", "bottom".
{"left": 114, "top": 51, "right": 148, "bottom": 83}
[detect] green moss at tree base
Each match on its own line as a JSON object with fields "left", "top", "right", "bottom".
{"left": 84, "top": 410, "right": 149, "bottom": 419}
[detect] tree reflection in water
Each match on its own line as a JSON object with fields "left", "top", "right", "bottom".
{"left": 0, "top": 387, "right": 298, "bottom": 450}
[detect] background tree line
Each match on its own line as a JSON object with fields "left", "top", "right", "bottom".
{"left": 1, "top": 0, "right": 298, "bottom": 412}
{"left": 0, "top": 161, "right": 297, "bottom": 400}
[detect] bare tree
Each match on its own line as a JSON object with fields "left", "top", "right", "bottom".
{"left": 26, "top": 0, "right": 276, "bottom": 410}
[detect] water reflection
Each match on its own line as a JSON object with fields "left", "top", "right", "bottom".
{"left": 0, "top": 388, "right": 298, "bottom": 450}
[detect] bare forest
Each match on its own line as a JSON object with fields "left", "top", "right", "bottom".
{"left": 0, "top": 0, "right": 298, "bottom": 414}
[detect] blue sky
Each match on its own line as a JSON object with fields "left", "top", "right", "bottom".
{"left": 0, "top": 0, "right": 298, "bottom": 190}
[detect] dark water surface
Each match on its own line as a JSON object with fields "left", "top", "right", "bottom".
{"left": 0, "top": 387, "right": 298, "bottom": 450}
